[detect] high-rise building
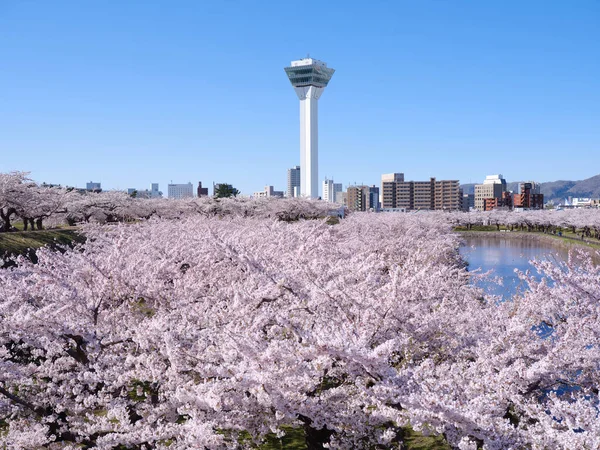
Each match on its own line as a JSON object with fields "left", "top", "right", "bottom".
{"left": 287, "top": 166, "right": 301, "bottom": 198}
{"left": 86, "top": 182, "right": 101, "bottom": 192}
{"left": 284, "top": 57, "right": 335, "bottom": 198}
{"left": 197, "top": 182, "right": 209, "bottom": 197}
{"left": 462, "top": 193, "right": 475, "bottom": 211}
{"left": 474, "top": 175, "right": 507, "bottom": 211}
{"left": 168, "top": 182, "right": 194, "bottom": 199}
{"left": 322, "top": 178, "right": 342, "bottom": 203}
{"left": 381, "top": 173, "right": 404, "bottom": 208}
{"left": 346, "top": 185, "right": 380, "bottom": 212}
{"left": 151, "top": 183, "right": 161, "bottom": 198}
{"left": 381, "top": 174, "right": 461, "bottom": 211}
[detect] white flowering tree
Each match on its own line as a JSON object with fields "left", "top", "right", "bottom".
{"left": 0, "top": 172, "right": 33, "bottom": 232}
{"left": 2, "top": 212, "right": 600, "bottom": 449}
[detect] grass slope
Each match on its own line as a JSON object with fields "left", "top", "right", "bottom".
{"left": 0, "top": 228, "right": 83, "bottom": 258}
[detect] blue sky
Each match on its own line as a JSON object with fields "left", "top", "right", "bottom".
{"left": 1, "top": 0, "right": 598, "bottom": 195}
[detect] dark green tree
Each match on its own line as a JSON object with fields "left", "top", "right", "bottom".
{"left": 214, "top": 184, "right": 239, "bottom": 199}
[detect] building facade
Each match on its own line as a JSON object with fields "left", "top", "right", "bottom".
{"left": 346, "top": 185, "right": 380, "bottom": 212}
{"left": 253, "top": 186, "right": 284, "bottom": 198}
{"left": 197, "top": 182, "right": 209, "bottom": 197}
{"left": 86, "top": 182, "right": 101, "bottom": 192}
{"left": 462, "top": 193, "right": 475, "bottom": 212}
{"left": 287, "top": 166, "right": 301, "bottom": 198}
{"left": 381, "top": 174, "right": 461, "bottom": 211}
{"left": 513, "top": 182, "right": 543, "bottom": 209}
{"left": 151, "top": 183, "right": 161, "bottom": 198}
{"left": 381, "top": 173, "right": 405, "bottom": 208}
{"left": 474, "top": 175, "right": 507, "bottom": 211}
{"left": 168, "top": 182, "right": 194, "bottom": 199}
{"left": 322, "top": 178, "right": 343, "bottom": 203}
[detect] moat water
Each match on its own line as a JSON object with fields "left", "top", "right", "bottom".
{"left": 459, "top": 235, "right": 573, "bottom": 298}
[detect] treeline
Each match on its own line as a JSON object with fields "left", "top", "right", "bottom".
{"left": 0, "top": 172, "right": 340, "bottom": 232}
{"left": 447, "top": 209, "right": 600, "bottom": 240}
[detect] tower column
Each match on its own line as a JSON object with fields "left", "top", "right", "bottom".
{"left": 299, "top": 87, "right": 321, "bottom": 198}
{"left": 285, "top": 57, "right": 334, "bottom": 200}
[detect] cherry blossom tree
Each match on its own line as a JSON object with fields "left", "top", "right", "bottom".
{"left": 0, "top": 172, "right": 33, "bottom": 232}
{"left": 2, "top": 212, "right": 600, "bottom": 449}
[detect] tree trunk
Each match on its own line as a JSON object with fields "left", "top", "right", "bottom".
{"left": 36, "top": 218, "right": 43, "bottom": 230}
{"left": 0, "top": 208, "right": 16, "bottom": 232}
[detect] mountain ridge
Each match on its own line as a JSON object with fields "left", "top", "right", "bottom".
{"left": 460, "top": 174, "right": 600, "bottom": 204}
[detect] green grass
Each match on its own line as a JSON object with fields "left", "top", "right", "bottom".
{"left": 454, "top": 225, "right": 505, "bottom": 232}
{"left": 0, "top": 228, "right": 83, "bottom": 258}
{"left": 401, "top": 426, "right": 451, "bottom": 450}
{"left": 248, "top": 426, "right": 450, "bottom": 450}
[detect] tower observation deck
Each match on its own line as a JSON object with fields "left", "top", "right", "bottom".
{"left": 284, "top": 57, "right": 335, "bottom": 199}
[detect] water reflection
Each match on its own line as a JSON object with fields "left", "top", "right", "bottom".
{"left": 459, "top": 235, "right": 571, "bottom": 298}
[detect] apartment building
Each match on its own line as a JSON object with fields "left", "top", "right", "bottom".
{"left": 381, "top": 174, "right": 461, "bottom": 211}
{"left": 381, "top": 173, "right": 404, "bottom": 208}
{"left": 346, "top": 185, "right": 380, "bottom": 212}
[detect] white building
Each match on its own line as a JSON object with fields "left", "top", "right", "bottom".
{"left": 322, "top": 178, "right": 342, "bottom": 203}
{"left": 254, "top": 186, "right": 284, "bottom": 199}
{"left": 168, "top": 182, "right": 194, "bottom": 199}
{"left": 287, "top": 166, "right": 301, "bottom": 198}
{"left": 127, "top": 183, "right": 162, "bottom": 199}
{"left": 284, "top": 57, "right": 335, "bottom": 199}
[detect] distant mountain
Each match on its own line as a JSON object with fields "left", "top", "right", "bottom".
{"left": 460, "top": 174, "right": 600, "bottom": 204}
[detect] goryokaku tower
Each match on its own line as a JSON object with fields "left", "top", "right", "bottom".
{"left": 284, "top": 57, "right": 335, "bottom": 199}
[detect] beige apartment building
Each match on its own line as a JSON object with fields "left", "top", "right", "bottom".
{"left": 381, "top": 174, "right": 461, "bottom": 211}
{"left": 474, "top": 174, "right": 507, "bottom": 211}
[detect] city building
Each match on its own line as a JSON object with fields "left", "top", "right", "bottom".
{"left": 366, "top": 185, "right": 380, "bottom": 211}
{"left": 347, "top": 186, "right": 367, "bottom": 212}
{"left": 513, "top": 182, "right": 543, "bottom": 209}
{"left": 284, "top": 57, "right": 335, "bottom": 198}
{"left": 346, "top": 185, "right": 380, "bottom": 212}
{"left": 127, "top": 183, "right": 162, "bottom": 199}
{"left": 474, "top": 175, "right": 507, "bottom": 211}
{"left": 168, "top": 182, "right": 194, "bottom": 199}
{"left": 381, "top": 174, "right": 461, "bottom": 211}
{"left": 484, "top": 191, "right": 513, "bottom": 211}
{"left": 322, "top": 178, "right": 343, "bottom": 203}
{"left": 462, "top": 193, "right": 475, "bottom": 211}
{"left": 197, "top": 182, "right": 209, "bottom": 197}
{"left": 151, "top": 183, "right": 161, "bottom": 198}
{"left": 253, "top": 186, "right": 284, "bottom": 198}
{"left": 381, "top": 173, "right": 404, "bottom": 208}
{"left": 86, "top": 181, "right": 101, "bottom": 192}
{"left": 287, "top": 166, "right": 301, "bottom": 197}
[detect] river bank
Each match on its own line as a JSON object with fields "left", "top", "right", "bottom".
{"left": 455, "top": 230, "right": 600, "bottom": 251}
